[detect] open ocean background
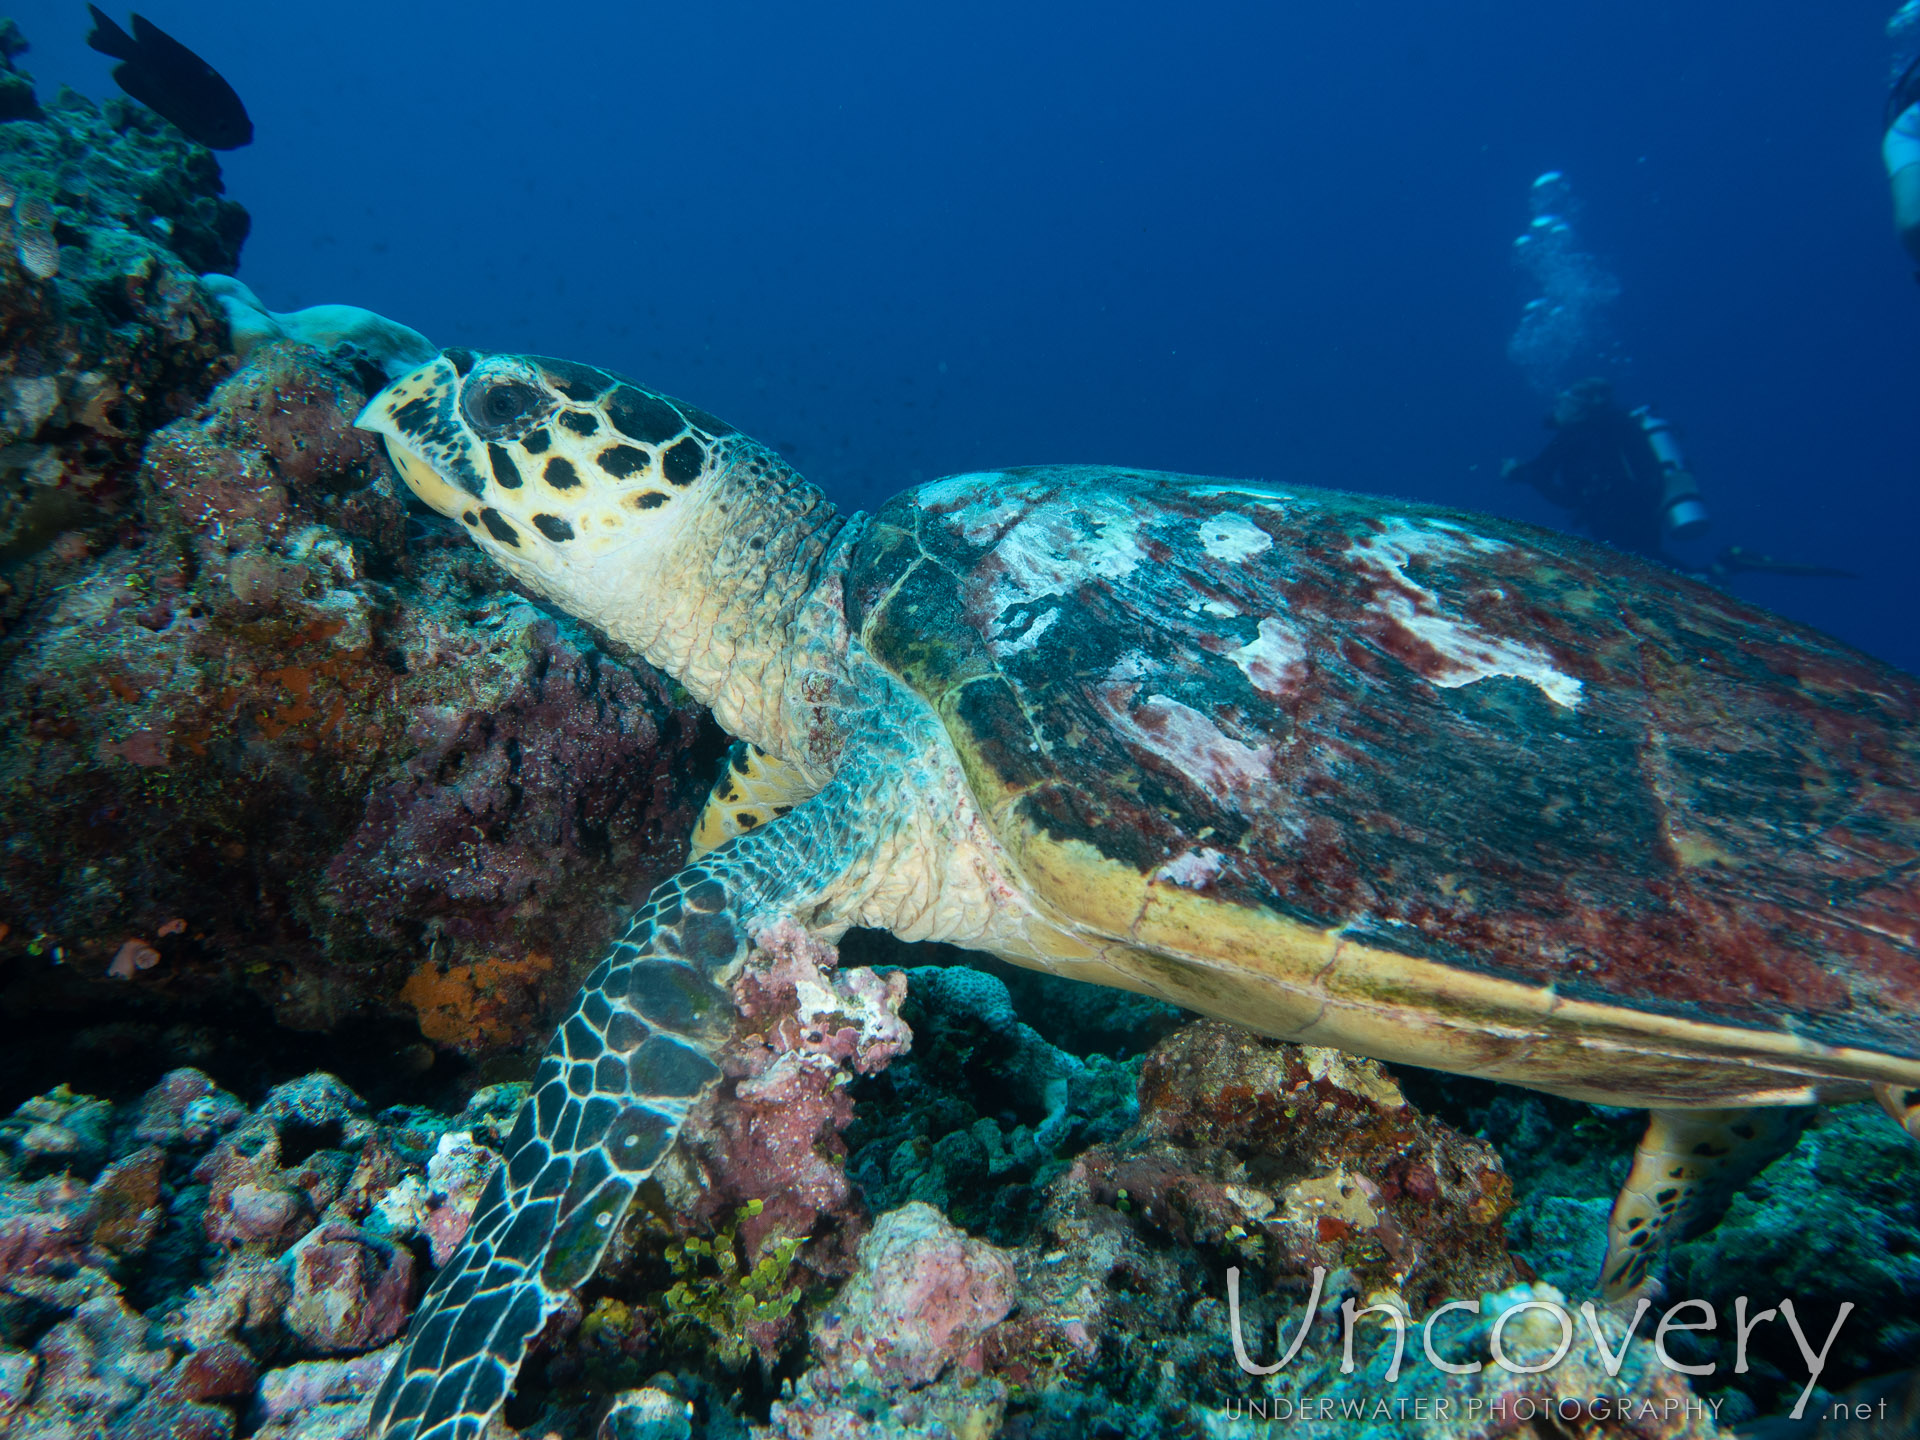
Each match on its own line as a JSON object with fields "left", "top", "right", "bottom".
{"left": 16, "top": 0, "right": 1920, "bottom": 671}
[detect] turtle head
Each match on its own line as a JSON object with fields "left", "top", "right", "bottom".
{"left": 356, "top": 348, "right": 738, "bottom": 634}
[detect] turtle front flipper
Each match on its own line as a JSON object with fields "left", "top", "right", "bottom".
{"left": 1600, "top": 1105, "right": 1815, "bottom": 1298}
{"left": 690, "top": 741, "right": 821, "bottom": 859}
{"left": 369, "top": 796, "right": 861, "bottom": 1440}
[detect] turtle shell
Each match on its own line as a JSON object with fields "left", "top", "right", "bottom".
{"left": 843, "top": 467, "right": 1920, "bottom": 1104}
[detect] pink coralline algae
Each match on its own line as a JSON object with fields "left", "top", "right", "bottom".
{"left": 172, "top": 1339, "right": 258, "bottom": 1402}
{"left": 8, "top": 1295, "right": 233, "bottom": 1440}
{"left": 811, "top": 1202, "right": 1016, "bottom": 1390}
{"left": 281, "top": 1222, "right": 416, "bottom": 1354}
{"left": 671, "top": 919, "right": 912, "bottom": 1266}
{"left": 249, "top": 1345, "right": 398, "bottom": 1440}
{"left": 421, "top": 1130, "right": 503, "bottom": 1266}
{"left": 131, "top": 1068, "right": 247, "bottom": 1148}
{"left": 0, "top": 1083, "right": 114, "bottom": 1174}
{"left": 363, "top": 1127, "right": 505, "bottom": 1269}
{"left": 766, "top": 1202, "right": 1016, "bottom": 1440}
{"left": 0, "top": 1172, "right": 117, "bottom": 1310}
{"left": 196, "top": 1124, "right": 325, "bottom": 1252}
{"left": 0, "top": 1068, "right": 439, "bottom": 1433}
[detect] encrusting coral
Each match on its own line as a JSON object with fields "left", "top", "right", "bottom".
{"left": 0, "top": 331, "right": 715, "bottom": 1074}
{"left": 0, "top": 916, "right": 919, "bottom": 1439}
{"left": 0, "top": 31, "right": 241, "bottom": 610}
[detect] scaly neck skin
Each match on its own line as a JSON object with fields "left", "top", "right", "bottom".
{"left": 599, "top": 442, "right": 857, "bottom": 770}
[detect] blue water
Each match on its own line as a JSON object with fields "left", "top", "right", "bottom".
{"left": 19, "top": 1, "right": 1920, "bottom": 671}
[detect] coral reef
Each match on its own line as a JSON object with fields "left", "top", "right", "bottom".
{"left": 0, "top": 23, "right": 713, "bottom": 1096}
{"left": 0, "top": 335, "right": 716, "bottom": 1089}
{"left": 763, "top": 1201, "right": 1015, "bottom": 1439}
{"left": 0, "top": 932, "right": 1845, "bottom": 1439}
{"left": 843, "top": 962, "right": 1144, "bottom": 1246}
{"left": 1199, "top": 1279, "right": 1723, "bottom": 1440}
{"left": 0, "top": 34, "right": 241, "bottom": 607}
{"left": 1415, "top": 1072, "right": 1920, "bottom": 1427}
{"left": 0, "top": 18, "right": 1909, "bottom": 1430}
{"left": 570, "top": 922, "right": 915, "bottom": 1385}
{"left": 809, "top": 1201, "right": 1016, "bottom": 1390}
{"left": 1665, "top": 1103, "right": 1920, "bottom": 1422}
{"left": 1103, "top": 1023, "right": 1518, "bottom": 1314}
{"left": 0, "top": 919, "right": 917, "bottom": 1439}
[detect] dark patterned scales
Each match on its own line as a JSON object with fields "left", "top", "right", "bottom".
{"left": 358, "top": 354, "right": 1920, "bottom": 1440}
{"left": 366, "top": 793, "right": 859, "bottom": 1440}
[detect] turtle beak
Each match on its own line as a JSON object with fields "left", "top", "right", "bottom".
{"left": 355, "top": 355, "right": 484, "bottom": 515}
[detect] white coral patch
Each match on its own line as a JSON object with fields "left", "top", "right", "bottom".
{"left": 979, "top": 496, "right": 1144, "bottom": 624}
{"left": 1190, "top": 482, "right": 1302, "bottom": 508}
{"left": 988, "top": 605, "right": 1058, "bottom": 657}
{"left": 1198, "top": 511, "right": 1272, "bottom": 562}
{"left": 1348, "top": 520, "right": 1583, "bottom": 710}
{"left": 1229, "top": 617, "right": 1309, "bottom": 698}
{"left": 919, "top": 472, "right": 1025, "bottom": 545}
{"left": 1094, "top": 657, "right": 1272, "bottom": 804}
{"left": 1185, "top": 597, "right": 1241, "bottom": 618}
{"left": 5, "top": 375, "right": 58, "bottom": 436}
{"left": 1154, "top": 847, "right": 1226, "bottom": 888}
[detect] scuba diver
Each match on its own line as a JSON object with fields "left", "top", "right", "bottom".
{"left": 1888, "top": 51, "right": 1920, "bottom": 271}
{"left": 1503, "top": 377, "right": 1853, "bottom": 582}
{"left": 1501, "top": 377, "right": 1706, "bottom": 563}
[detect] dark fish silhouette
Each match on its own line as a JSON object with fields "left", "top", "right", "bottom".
{"left": 86, "top": 6, "right": 251, "bottom": 149}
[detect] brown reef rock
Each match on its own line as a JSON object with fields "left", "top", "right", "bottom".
{"left": 1102, "top": 1020, "right": 1519, "bottom": 1312}
{"left": 0, "top": 338, "right": 715, "bottom": 1067}
{"left": 0, "top": 41, "right": 242, "bottom": 624}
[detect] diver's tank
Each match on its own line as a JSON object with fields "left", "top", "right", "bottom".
{"left": 1632, "top": 406, "right": 1710, "bottom": 542}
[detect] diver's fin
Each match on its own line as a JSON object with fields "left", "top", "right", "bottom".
{"left": 84, "top": 5, "right": 138, "bottom": 61}
{"left": 1874, "top": 1083, "right": 1920, "bottom": 1144}
{"left": 1600, "top": 1106, "right": 1814, "bottom": 1299}
{"left": 1891, "top": 50, "right": 1920, "bottom": 131}
{"left": 690, "top": 741, "right": 821, "bottom": 859}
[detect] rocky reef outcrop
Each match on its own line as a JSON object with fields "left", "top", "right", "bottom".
{"left": 0, "top": 336, "right": 715, "bottom": 1092}
{"left": 0, "top": 27, "right": 243, "bottom": 606}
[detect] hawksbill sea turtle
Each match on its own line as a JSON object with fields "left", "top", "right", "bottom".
{"left": 355, "top": 350, "right": 1920, "bottom": 1440}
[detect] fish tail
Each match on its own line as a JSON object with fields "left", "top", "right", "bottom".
{"left": 84, "top": 5, "right": 138, "bottom": 62}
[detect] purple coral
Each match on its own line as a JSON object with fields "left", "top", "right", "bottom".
{"left": 675, "top": 920, "right": 912, "bottom": 1263}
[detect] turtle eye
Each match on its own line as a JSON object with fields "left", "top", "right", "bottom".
{"left": 462, "top": 376, "right": 545, "bottom": 438}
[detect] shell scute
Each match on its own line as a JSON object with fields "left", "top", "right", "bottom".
{"left": 847, "top": 466, "right": 1920, "bottom": 1063}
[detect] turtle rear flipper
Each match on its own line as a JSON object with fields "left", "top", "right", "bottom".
{"left": 1875, "top": 1083, "right": 1920, "bottom": 1143}
{"left": 1600, "top": 1105, "right": 1815, "bottom": 1299}
{"left": 369, "top": 794, "right": 862, "bottom": 1440}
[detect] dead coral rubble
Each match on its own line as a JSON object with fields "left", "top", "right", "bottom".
{"left": 0, "top": 921, "right": 916, "bottom": 1440}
